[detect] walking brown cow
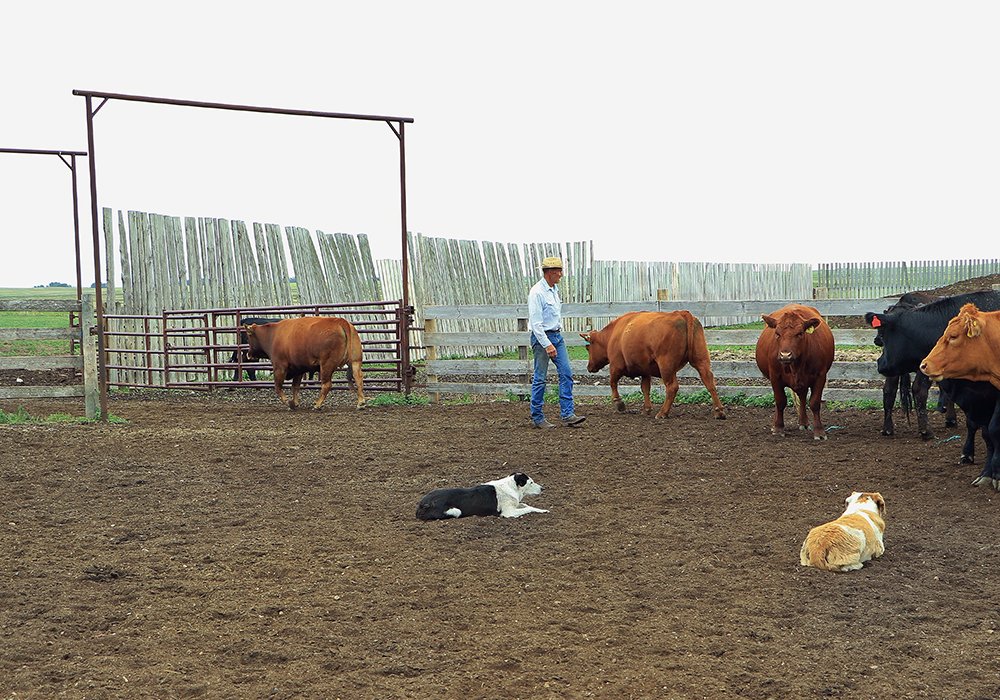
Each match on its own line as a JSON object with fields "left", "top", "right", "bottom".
{"left": 246, "top": 316, "right": 365, "bottom": 410}
{"left": 580, "top": 311, "right": 726, "bottom": 419}
{"left": 755, "top": 303, "right": 835, "bottom": 440}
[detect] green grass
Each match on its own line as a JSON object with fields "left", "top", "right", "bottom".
{"left": 0, "top": 407, "right": 126, "bottom": 425}
{"left": 366, "top": 392, "right": 431, "bottom": 407}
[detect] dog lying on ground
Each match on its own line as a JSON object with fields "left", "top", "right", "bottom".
{"left": 800, "top": 491, "right": 886, "bottom": 572}
{"left": 416, "top": 473, "right": 548, "bottom": 520}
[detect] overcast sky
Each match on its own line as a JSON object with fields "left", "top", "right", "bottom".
{"left": 3, "top": 2, "right": 998, "bottom": 288}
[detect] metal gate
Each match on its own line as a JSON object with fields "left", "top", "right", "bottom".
{"left": 103, "top": 301, "right": 414, "bottom": 393}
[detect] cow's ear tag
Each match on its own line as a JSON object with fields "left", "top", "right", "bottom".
{"left": 870, "top": 317, "right": 881, "bottom": 328}
{"left": 806, "top": 326, "right": 815, "bottom": 334}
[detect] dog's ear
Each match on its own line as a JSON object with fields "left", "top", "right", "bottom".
{"left": 870, "top": 492, "right": 885, "bottom": 515}
{"left": 513, "top": 473, "right": 529, "bottom": 487}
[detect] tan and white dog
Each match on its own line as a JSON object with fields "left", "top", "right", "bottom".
{"left": 799, "top": 492, "right": 886, "bottom": 572}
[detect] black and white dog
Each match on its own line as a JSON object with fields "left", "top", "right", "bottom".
{"left": 416, "top": 473, "right": 548, "bottom": 520}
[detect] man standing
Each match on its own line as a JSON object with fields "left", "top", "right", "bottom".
{"left": 527, "top": 256, "right": 586, "bottom": 429}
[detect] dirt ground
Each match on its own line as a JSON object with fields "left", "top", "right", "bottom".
{"left": 2, "top": 390, "right": 1000, "bottom": 700}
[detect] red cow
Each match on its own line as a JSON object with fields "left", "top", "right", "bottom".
{"left": 246, "top": 316, "right": 365, "bottom": 410}
{"left": 580, "top": 311, "right": 726, "bottom": 419}
{"left": 755, "top": 304, "right": 835, "bottom": 439}
{"left": 920, "top": 303, "right": 1000, "bottom": 389}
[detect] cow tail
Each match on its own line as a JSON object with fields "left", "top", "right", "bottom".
{"left": 899, "top": 372, "right": 913, "bottom": 422}
{"left": 344, "top": 322, "right": 363, "bottom": 386}
{"left": 687, "top": 312, "right": 705, "bottom": 360}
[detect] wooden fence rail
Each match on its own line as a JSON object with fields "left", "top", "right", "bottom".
{"left": 0, "top": 297, "right": 99, "bottom": 417}
{"left": 423, "top": 299, "right": 895, "bottom": 403}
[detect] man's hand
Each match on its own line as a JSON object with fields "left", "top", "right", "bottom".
{"left": 546, "top": 344, "right": 557, "bottom": 358}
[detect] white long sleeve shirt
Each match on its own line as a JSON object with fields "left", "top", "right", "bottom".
{"left": 528, "top": 277, "right": 562, "bottom": 348}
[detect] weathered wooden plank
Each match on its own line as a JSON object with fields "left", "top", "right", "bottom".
{"left": 423, "top": 328, "right": 876, "bottom": 347}
{"left": 0, "top": 385, "right": 85, "bottom": 400}
{"left": 0, "top": 328, "right": 78, "bottom": 341}
{"left": 423, "top": 299, "right": 892, "bottom": 320}
{"left": 424, "top": 381, "right": 883, "bottom": 402}
{"left": 425, "top": 359, "right": 879, "bottom": 381}
{"left": 0, "top": 300, "right": 80, "bottom": 312}
{"left": 0, "top": 356, "right": 84, "bottom": 371}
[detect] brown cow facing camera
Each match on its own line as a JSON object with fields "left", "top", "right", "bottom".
{"left": 755, "top": 304, "right": 834, "bottom": 439}
{"left": 246, "top": 316, "right": 365, "bottom": 410}
{"left": 580, "top": 310, "right": 726, "bottom": 420}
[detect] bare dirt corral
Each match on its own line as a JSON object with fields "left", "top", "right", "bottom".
{"left": 2, "top": 391, "right": 1000, "bottom": 700}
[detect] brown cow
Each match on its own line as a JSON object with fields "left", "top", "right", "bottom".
{"left": 920, "top": 303, "right": 1000, "bottom": 389}
{"left": 580, "top": 311, "right": 726, "bottom": 419}
{"left": 755, "top": 304, "right": 835, "bottom": 440}
{"left": 246, "top": 316, "right": 365, "bottom": 410}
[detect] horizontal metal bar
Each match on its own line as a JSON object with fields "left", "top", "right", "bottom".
{"left": 0, "top": 147, "right": 87, "bottom": 156}
{"left": 72, "top": 90, "right": 414, "bottom": 123}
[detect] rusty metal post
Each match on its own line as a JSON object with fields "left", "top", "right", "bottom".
{"left": 83, "top": 95, "right": 110, "bottom": 421}
{"left": 397, "top": 120, "right": 413, "bottom": 394}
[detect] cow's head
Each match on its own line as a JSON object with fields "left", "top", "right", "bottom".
{"left": 245, "top": 324, "right": 267, "bottom": 360}
{"left": 762, "top": 311, "right": 821, "bottom": 365}
{"left": 920, "top": 303, "right": 989, "bottom": 382}
{"left": 580, "top": 330, "right": 609, "bottom": 373}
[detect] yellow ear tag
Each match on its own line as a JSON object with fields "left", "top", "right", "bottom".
{"left": 968, "top": 322, "right": 979, "bottom": 338}
{"left": 806, "top": 326, "right": 815, "bottom": 334}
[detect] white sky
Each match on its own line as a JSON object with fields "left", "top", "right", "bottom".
{"left": 2, "top": 1, "right": 999, "bottom": 288}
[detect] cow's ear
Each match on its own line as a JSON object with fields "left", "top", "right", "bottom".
{"left": 865, "top": 312, "right": 881, "bottom": 328}
{"left": 246, "top": 324, "right": 257, "bottom": 336}
{"left": 580, "top": 332, "right": 591, "bottom": 345}
{"left": 804, "top": 318, "right": 820, "bottom": 334}
{"left": 965, "top": 316, "right": 982, "bottom": 338}
{"left": 762, "top": 314, "right": 777, "bottom": 329}
{"left": 513, "top": 473, "right": 528, "bottom": 487}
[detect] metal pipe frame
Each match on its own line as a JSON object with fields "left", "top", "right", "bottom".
{"left": 72, "top": 89, "right": 416, "bottom": 419}
{"left": 0, "top": 147, "right": 87, "bottom": 300}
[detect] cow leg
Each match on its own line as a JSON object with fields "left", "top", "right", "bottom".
{"left": 350, "top": 359, "right": 365, "bottom": 409}
{"left": 770, "top": 382, "right": 787, "bottom": 437}
{"left": 312, "top": 367, "right": 332, "bottom": 410}
{"left": 940, "top": 389, "right": 958, "bottom": 427}
{"left": 795, "top": 389, "right": 810, "bottom": 432}
{"left": 688, "top": 358, "right": 726, "bottom": 419}
{"left": 978, "top": 400, "right": 1000, "bottom": 490}
{"left": 911, "top": 373, "right": 934, "bottom": 440}
{"left": 960, "top": 413, "right": 978, "bottom": 465}
{"left": 656, "top": 373, "right": 679, "bottom": 419}
{"left": 640, "top": 376, "right": 654, "bottom": 415}
{"left": 291, "top": 375, "right": 305, "bottom": 410}
{"left": 272, "top": 367, "right": 291, "bottom": 408}
{"left": 609, "top": 367, "right": 626, "bottom": 412}
{"left": 881, "top": 375, "right": 899, "bottom": 436}
{"left": 808, "top": 378, "right": 828, "bottom": 441}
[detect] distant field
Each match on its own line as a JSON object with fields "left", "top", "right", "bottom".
{"left": 0, "top": 288, "right": 89, "bottom": 356}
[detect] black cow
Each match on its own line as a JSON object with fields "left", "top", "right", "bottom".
{"left": 866, "top": 290, "right": 1000, "bottom": 488}
{"left": 230, "top": 316, "right": 281, "bottom": 381}
{"left": 875, "top": 291, "right": 956, "bottom": 439}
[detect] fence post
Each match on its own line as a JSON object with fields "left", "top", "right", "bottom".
{"left": 425, "top": 318, "right": 439, "bottom": 404}
{"left": 517, "top": 317, "right": 528, "bottom": 362}
{"left": 81, "top": 293, "right": 100, "bottom": 419}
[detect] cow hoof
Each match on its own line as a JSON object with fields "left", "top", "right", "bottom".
{"left": 960, "top": 455, "right": 975, "bottom": 465}
{"left": 881, "top": 429, "right": 894, "bottom": 436}
{"left": 919, "top": 431, "right": 935, "bottom": 441}
{"left": 771, "top": 429, "right": 784, "bottom": 437}
{"left": 654, "top": 412, "right": 669, "bottom": 419}
{"left": 945, "top": 420, "right": 958, "bottom": 428}
{"left": 614, "top": 401, "right": 626, "bottom": 413}
{"left": 994, "top": 479, "right": 1000, "bottom": 492}
{"left": 356, "top": 402, "right": 366, "bottom": 410}
{"left": 714, "top": 412, "right": 726, "bottom": 420}
{"left": 972, "top": 476, "right": 990, "bottom": 487}
{"left": 814, "top": 434, "right": 828, "bottom": 441}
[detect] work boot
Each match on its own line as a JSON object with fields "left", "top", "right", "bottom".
{"left": 532, "top": 419, "right": 556, "bottom": 429}
{"left": 561, "top": 414, "right": 586, "bottom": 427}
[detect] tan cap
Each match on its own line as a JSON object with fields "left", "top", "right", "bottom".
{"left": 540, "top": 256, "right": 563, "bottom": 270}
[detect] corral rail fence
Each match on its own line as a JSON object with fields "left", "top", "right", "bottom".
{"left": 424, "top": 299, "right": 899, "bottom": 403}
{"left": 98, "top": 208, "right": 1000, "bottom": 376}
{"left": 0, "top": 297, "right": 99, "bottom": 417}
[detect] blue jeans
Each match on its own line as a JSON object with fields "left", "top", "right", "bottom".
{"left": 530, "top": 331, "right": 575, "bottom": 423}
